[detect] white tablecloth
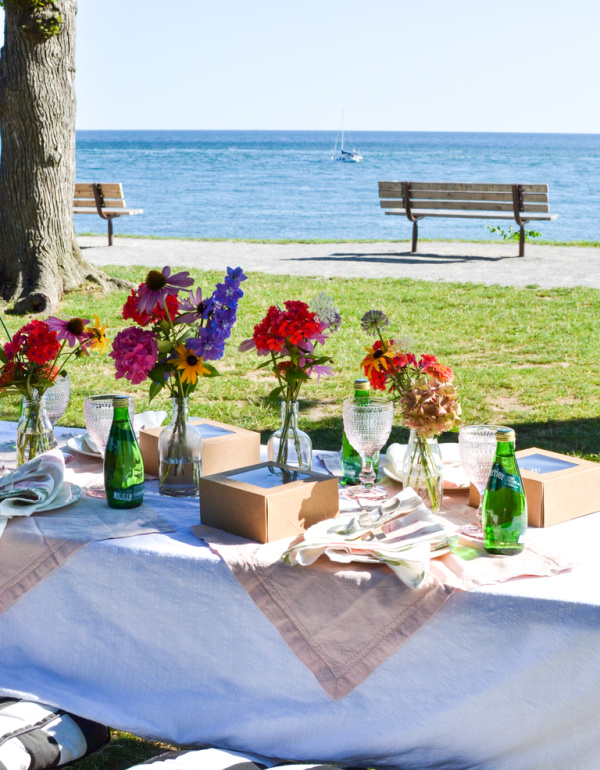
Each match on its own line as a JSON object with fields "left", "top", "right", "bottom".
{"left": 0, "top": 425, "right": 599, "bottom": 769}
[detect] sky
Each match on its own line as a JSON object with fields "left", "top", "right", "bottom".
{"left": 5, "top": 0, "right": 600, "bottom": 133}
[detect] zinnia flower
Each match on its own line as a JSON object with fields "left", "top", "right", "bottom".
{"left": 46, "top": 316, "right": 91, "bottom": 348}
{"left": 110, "top": 327, "right": 158, "bottom": 385}
{"left": 85, "top": 316, "right": 110, "bottom": 355}
{"left": 137, "top": 267, "right": 194, "bottom": 315}
{"left": 172, "top": 344, "right": 210, "bottom": 385}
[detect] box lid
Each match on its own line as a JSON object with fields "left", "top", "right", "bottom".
{"left": 201, "top": 461, "right": 333, "bottom": 497}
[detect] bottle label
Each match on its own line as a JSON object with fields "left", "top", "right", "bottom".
{"left": 112, "top": 483, "right": 144, "bottom": 502}
{"left": 487, "top": 462, "right": 523, "bottom": 493}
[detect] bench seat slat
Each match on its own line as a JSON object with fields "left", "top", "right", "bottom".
{"left": 381, "top": 200, "right": 549, "bottom": 213}
{"left": 381, "top": 190, "right": 548, "bottom": 203}
{"left": 379, "top": 181, "right": 548, "bottom": 194}
{"left": 384, "top": 210, "right": 557, "bottom": 221}
{"left": 73, "top": 208, "right": 143, "bottom": 215}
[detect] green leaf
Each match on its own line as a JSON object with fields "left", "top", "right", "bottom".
{"left": 148, "top": 380, "right": 163, "bottom": 402}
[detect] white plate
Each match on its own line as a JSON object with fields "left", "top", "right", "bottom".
{"left": 37, "top": 482, "right": 82, "bottom": 512}
{"left": 66, "top": 435, "right": 102, "bottom": 458}
{"left": 383, "top": 464, "right": 470, "bottom": 490}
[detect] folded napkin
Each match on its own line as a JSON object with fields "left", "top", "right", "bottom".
{"left": 0, "top": 450, "right": 65, "bottom": 538}
{"left": 132, "top": 410, "right": 168, "bottom": 432}
{"left": 282, "top": 488, "right": 452, "bottom": 589}
{"left": 386, "top": 442, "right": 471, "bottom": 489}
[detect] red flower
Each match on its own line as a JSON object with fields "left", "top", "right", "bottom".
{"left": 6, "top": 321, "right": 60, "bottom": 366}
{"left": 423, "top": 360, "right": 454, "bottom": 383}
{"left": 123, "top": 285, "right": 180, "bottom": 326}
{"left": 368, "top": 368, "right": 388, "bottom": 392}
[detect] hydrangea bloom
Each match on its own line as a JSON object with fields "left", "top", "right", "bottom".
{"left": 110, "top": 328, "right": 158, "bottom": 385}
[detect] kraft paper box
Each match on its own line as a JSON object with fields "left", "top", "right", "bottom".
{"left": 468, "top": 447, "right": 600, "bottom": 527}
{"left": 139, "top": 418, "right": 260, "bottom": 478}
{"left": 199, "top": 461, "right": 340, "bottom": 543}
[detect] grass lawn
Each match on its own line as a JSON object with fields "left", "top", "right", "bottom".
{"left": 2, "top": 265, "right": 599, "bottom": 460}
{"left": 2, "top": 265, "right": 600, "bottom": 768}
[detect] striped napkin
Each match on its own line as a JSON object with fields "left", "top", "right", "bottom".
{"left": 0, "top": 450, "right": 65, "bottom": 538}
{"left": 282, "top": 488, "right": 452, "bottom": 588}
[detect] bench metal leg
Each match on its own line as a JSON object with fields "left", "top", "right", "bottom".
{"left": 519, "top": 225, "right": 525, "bottom": 257}
{"left": 411, "top": 221, "right": 418, "bottom": 253}
{"left": 107, "top": 217, "right": 114, "bottom": 247}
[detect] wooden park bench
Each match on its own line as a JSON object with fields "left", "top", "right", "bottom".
{"left": 378, "top": 181, "right": 557, "bottom": 256}
{"left": 73, "top": 183, "right": 143, "bottom": 246}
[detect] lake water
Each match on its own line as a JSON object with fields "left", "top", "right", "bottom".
{"left": 75, "top": 131, "right": 600, "bottom": 242}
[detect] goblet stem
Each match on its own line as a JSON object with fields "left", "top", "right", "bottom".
{"left": 359, "top": 454, "right": 376, "bottom": 489}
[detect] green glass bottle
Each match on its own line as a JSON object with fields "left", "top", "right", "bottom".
{"left": 104, "top": 396, "right": 145, "bottom": 509}
{"left": 341, "top": 378, "right": 380, "bottom": 485}
{"left": 482, "top": 427, "right": 527, "bottom": 555}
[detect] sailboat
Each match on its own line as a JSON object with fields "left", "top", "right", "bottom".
{"left": 332, "top": 112, "right": 363, "bottom": 162}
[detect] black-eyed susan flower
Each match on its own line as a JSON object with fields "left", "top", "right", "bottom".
{"left": 85, "top": 315, "right": 109, "bottom": 355}
{"left": 172, "top": 343, "right": 210, "bottom": 385}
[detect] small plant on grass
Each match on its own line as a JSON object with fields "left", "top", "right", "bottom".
{"left": 485, "top": 225, "right": 542, "bottom": 242}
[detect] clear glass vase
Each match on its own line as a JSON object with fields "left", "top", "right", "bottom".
{"left": 402, "top": 429, "right": 444, "bottom": 513}
{"left": 158, "top": 397, "right": 202, "bottom": 497}
{"left": 267, "top": 400, "right": 312, "bottom": 470}
{"left": 16, "top": 393, "right": 54, "bottom": 466}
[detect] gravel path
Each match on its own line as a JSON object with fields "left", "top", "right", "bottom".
{"left": 80, "top": 236, "right": 600, "bottom": 289}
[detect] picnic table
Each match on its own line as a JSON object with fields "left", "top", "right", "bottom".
{"left": 0, "top": 423, "right": 598, "bottom": 770}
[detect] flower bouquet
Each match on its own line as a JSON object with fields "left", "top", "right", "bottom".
{"left": 0, "top": 314, "right": 109, "bottom": 465}
{"left": 111, "top": 266, "right": 246, "bottom": 496}
{"left": 359, "top": 310, "right": 462, "bottom": 511}
{"left": 240, "top": 294, "right": 340, "bottom": 469}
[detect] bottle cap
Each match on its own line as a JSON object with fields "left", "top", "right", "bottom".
{"left": 354, "top": 378, "right": 369, "bottom": 391}
{"left": 113, "top": 396, "right": 131, "bottom": 409}
{"left": 496, "top": 426, "right": 516, "bottom": 443}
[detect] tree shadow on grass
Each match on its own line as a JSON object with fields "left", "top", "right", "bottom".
{"left": 285, "top": 251, "right": 523, "bottom": 267}
{"left": 279, "top": 411, "right": 600, "bottom": 459}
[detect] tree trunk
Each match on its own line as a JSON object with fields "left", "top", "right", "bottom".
{"left": 0, "top": 0, "right": 128, "bottom": 314}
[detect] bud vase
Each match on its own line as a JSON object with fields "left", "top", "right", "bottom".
{"left": 158, "top": 397, "right": 202, "bottom": 497}
{"left": 402, "top": 429, "right": 443, "bottom": 512}
{"left": 16, "top": 393, "right": 54, "bottom": 466}
{"left": 267, "top": 400, "right": 312, "bottom": 470}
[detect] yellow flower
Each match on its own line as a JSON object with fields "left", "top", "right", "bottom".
{"left": 361, "top": 343, "right": 394, "bottom": 378}
{"left": 172, "top": 344, "right": 210, "bottom": 385}
{"left": 85, "top": 315, "right": 109, "bottom": 355}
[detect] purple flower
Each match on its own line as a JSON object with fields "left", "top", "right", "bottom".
{"left": 137, "top": 267, "right": 194, "bottom": 315}
{"left": 227, "top": 267, "right": 247, "bottom": 283}
{"left": 110, "top": 327, "right": 158, "bottom": 385}
{"left": 46, "top": 316, "right": 92, "bottom": 348}
{"left": 214, "top": 279, "right": 244, "bottom": 307}
{"left": 187, "top": 329, "right": 226, "bottom": 361}
{"left": 177, "top": 287, "right": 205, "bottom": 325}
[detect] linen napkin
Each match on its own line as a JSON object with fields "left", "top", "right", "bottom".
{"left": 0, "top": 450, "right": 65, "bottom": 538}
{"left": 132, "top": 410, "right": 168, "bottom": 432}
{"left": 282, "top": 488, "right": 452, "bottom": 588}
{"left": 386, "top": 442, "right": 470, "bottom": 489}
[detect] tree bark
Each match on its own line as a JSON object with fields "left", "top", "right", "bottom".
{"left": 0, "top": 0, "right": 129, "bottom": 314}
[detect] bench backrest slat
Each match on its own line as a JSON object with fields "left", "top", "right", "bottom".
{"left": 75, "top": 183, "right": 124, "bottom": 198}
{"left": 73, "top": 199, "right": 127, "bottom": 208}
{"left": 380, "top": 189, "right": 548, "bottom": 203}
{"left": 74, "top": 183, "right": 127, "bottom": 209}
{"left": 379, "top": 181, "right": 548, "bottom": 194}
{"left": 381, "top": 200, "right": 549, "bottom": 213}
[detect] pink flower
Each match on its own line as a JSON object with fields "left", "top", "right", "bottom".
{"left": 137, "top": 267, "right": 194, "bottom": 315}
{"left": 110, "top": 327, "right": 158, "bottom": 385}
{"left": 46, "top": 316, "right": 92, "bottom": 348}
